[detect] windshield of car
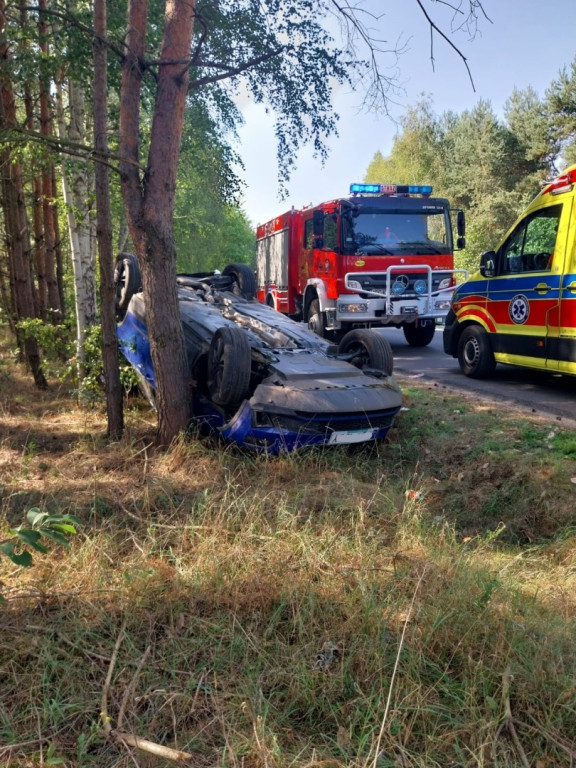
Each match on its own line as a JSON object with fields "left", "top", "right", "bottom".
{"left": 342, "top": 210, "right": 451, "bottom": 256}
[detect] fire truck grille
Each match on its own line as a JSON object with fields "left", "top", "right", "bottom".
{"left": 357, "top": 272, "right": 448, "bottom": 296}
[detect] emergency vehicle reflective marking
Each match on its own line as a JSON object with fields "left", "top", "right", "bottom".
{"left": 458, "top": 308, "right": 498, "bottom": 333}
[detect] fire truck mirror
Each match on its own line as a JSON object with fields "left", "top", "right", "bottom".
{"left": 313, "top": 210, "right": 324, "bottom": 236}
{"left": 457, "top": 236, "right": 466, "bottom": 250}
{"left": 457, "top": 210, "right": 466, "bottom": 237}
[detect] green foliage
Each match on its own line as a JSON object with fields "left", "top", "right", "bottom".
{"left": 546, "top": 54, "right": 576, "bottom": 166}
{"left": 363, "top": 86, "right": 572, "bottom": 272}
{"left": 16, "top": 317, "right": 73, "bottom": 363}
{"left": 0, "top": 508, "right": 80, "bottom": 583}
{"left": 173, "top": 102, "right": 255, "bottom": 271}
{"left": 189, "top": 0, "right": 361, "bottom": 191}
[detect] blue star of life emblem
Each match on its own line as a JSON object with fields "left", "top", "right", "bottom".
{"left": 509, "top": 294, "right": 530, "bottom": 324}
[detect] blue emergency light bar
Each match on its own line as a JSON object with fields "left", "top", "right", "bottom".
{"left": 350, "top": 183, "right": 433, "bottom": 196}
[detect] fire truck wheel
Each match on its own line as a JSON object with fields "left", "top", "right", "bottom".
{"left": 403, "top": 320, "right": 436, "bottom": 347}
{"left": 207, "top": 326, "right": 252, "bottom": 407}
{"left": 308, "top": 299, "right": 329, "bottom": 338}
{"left": 339, "top": 329, "right": 394, "bottom": 376}
{"left": 222, "top": 263, "right": 257, "bottom": 300}
{"left": 457, "top": 325, "right": 496, "bottom": 379}
{"left": 114, "top": 252, "right": 142, "bottom": 318}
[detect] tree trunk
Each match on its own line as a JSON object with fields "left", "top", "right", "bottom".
{"left": 93, "top": 0, "right": 124, "bottom": 440}
{"left": 120, "top": 0, "right": 195, "bottom": 445}
{"left": 0, "top": 2, "right": 46, "bottom": 387}
{"left": 23, "top": 73, "right": 46, "bottom": 320}
{"left": 38, "top": 0, "right": 62, "bottom": 322}
{"left": 56, "top": 77, "right": 97, "bottom": 371}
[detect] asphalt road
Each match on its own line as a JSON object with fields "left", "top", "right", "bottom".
{"left": 377, "top": 326, "right": 576, "bottom": 427}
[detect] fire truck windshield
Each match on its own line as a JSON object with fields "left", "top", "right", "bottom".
{"left": 341, "top": 210, "right": 451, "bottom": 256}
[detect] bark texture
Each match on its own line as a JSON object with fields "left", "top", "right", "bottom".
{"left": 120, "top": 0, "right": 196, "bottom": 445}
{"left": 93, "top": 0, "right": 124, "bottom": 439}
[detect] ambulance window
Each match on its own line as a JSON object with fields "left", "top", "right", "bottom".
{"left": 501, "top": 205, "right": 562, "bottom": 274}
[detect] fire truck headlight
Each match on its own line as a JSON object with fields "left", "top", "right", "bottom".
{"left": 346, "top": 279, "right": 363, "bottom": 290}
{"left": 414, "top": 280, "right": 427, "bottom": 295}
{"left": 339, "top": 302, "right": 368, "bottom": 313}
{"left": 434, "top": 299, "right": 451, "bottom": 311}
{"left": 438, "top": 277, "right": 452, "bottom": 291}
{"left": 392, "top": 280, "right": 406, "bottom": 296}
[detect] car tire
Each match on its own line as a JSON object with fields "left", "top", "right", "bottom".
{"left": 114, "top": 252, "right": 142, "bottom": 317}
{"left": 403, "top": 320, "right": 436, "bottom": 347}
{"left": 222, "top": 263, "right": 257, "bottom": 300}
{"left": 207, "top": 326, "right": 252, "bottom": 406}
{"left": 339, "top": 329, "right": 394, "bottom": 376}
{"left": 457, "top": 325, "right": 496, "bottom": 378}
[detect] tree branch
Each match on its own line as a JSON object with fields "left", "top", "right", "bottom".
{"left": 188, "top": 48, "right": 284, "bottom": 91}
{"left": 4, "top": 126, "right": 144, "bottom": 174}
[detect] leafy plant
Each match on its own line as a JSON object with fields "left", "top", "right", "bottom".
{"left": 0, "top": 509, "right": 80, "bottom": 599}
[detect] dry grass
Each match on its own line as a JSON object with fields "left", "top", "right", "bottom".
{"left": 1, "top": 347, "right": 576, "bottom": 767}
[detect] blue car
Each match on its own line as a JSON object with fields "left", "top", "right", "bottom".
{"left": 115, "top": 255, "right": 403, "bottom": 454}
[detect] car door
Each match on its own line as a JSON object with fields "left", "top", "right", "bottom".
{"left": 486, "top": 204, "right": 563, "bottom": 370}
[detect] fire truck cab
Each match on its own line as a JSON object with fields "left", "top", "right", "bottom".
{"left": 444, "top": 165, "right": 576, "bottom": 378}
{"left": 256, "top": 183, "right": 467, "bottom": 346}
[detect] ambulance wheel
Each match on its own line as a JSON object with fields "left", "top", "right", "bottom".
{"left": 339, "top": 329, "right": 394, "bottom": 376}
{"left": 457, "top": 325, "right": 496, "bottom": 379}
{"left": 114, "top": 252, "right": 142, "bottom": 318}
{"left": 207, "top": 326, "right": 252, "bottom": 407}
{"left": 222, "top": 263, "right": 256, "bottom": 300}
{"left": 308, "top": 299, "right": 329, "bottom": 338}
{"left": 403, "top": 319, "right": 436, "bottom": 347}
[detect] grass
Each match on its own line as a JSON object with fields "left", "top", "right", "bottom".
{"left": 1, "top": 347, "right": 576, "bottom": 767}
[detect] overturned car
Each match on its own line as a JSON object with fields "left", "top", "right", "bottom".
{"left": 115, "top": 254, "right": 403, "bottom": 453}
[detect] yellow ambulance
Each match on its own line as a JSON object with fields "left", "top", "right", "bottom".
{"left": 443, "top": 164, "right": 576, "bottom": 377}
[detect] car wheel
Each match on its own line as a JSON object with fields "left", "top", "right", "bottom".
{"left": 339, "top": 329, "right": 394, "bottom": 376}
{"left": 222, "top": 263, "right": 257, "bottom": 300}
{"left": 403, "top": 320, "right": 436, "bottom": 347}
{"left": 114, "top": 252, "right": 142, "bottom": 317}
{"left": 308, "top": 298, "right": 329, "bottom": 338}
{"left": 457, "top": 325, "right": 496, "bottom": 378}
{"left": 207, "top": 326, "right": 252, "bottom": 406}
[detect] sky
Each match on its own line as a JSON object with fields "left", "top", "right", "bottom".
{"left": 235, "top": 0, "right": 576, "bottom": 228}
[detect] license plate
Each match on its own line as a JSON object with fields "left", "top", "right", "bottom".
{"left": 328, "top": 428, "right": 375, "bottom": 445}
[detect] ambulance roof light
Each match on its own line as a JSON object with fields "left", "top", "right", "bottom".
{"left": 544, "top": 167, "right": 576, "bottom": 196}
{"left": 349, "top": 183, "right": 433, "bottom": 197}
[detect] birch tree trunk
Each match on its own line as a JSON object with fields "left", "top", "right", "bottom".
{"left": 56, "top": 78, "right": 97, "bottom": 371}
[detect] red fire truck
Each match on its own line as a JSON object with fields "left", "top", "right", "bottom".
{"left": 256, "top": 183, "right": 467, "bottom": 346}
